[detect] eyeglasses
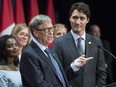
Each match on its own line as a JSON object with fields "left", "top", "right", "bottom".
{"left": 36, "top": 27, "right": 54, "bottom": 33}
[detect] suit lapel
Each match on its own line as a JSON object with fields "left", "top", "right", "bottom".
{"left": 84, "top": 34, "right": 94, "bottom": 72}
{"left": 85, "top": 34, "right": 93, "bottom": 57}
{"left": 49, "top": 49, "right": 69, "bottom": 84}
{"left": 51, "top": 49, "right": 66, "bottom": 74}
{"left": 65, "top": 33, "right": 93, "bottom": 72}
{"left": 65, "top": 32, "right": 80, "bottom": 58}
{"left": 30, "top": 41, "right": 59, "bottom": 77}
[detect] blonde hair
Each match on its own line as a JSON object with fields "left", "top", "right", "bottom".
{"left": 11, "top": 24, "right": 31, "bottom": 45}
{"left": 53, "top": 23, "right": 67, "bottom": 33}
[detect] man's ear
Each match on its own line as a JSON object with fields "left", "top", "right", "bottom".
{"left": 32, "top": 30, "right": 39, "bottom": 37}
{"left": 87, "top": 18, "right": 90, "bottom": 24}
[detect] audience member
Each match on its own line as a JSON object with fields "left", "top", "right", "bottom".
{"left": 48, "top": 23, "right": 67, "bottom": 48}
{"left": 52, "top": 2, "right": 107, "bottom": 87}
{"left": 20, "top": 14, "right": 93, "bottom": 87}
{"left": 0, "top": 35, "right": 22, "bottom": 87}
{"left": 11, "top": 24, "right": 31, "bottom": 61}
{"left": 87, "top": 24, "right": 114, "bottom": 84}
{"left": 53, "top": 23, "right": 67, "bottom": 39}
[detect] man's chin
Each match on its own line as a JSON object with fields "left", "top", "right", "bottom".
{"left": 73, "top": 29, "right": 80, "bottom": 33}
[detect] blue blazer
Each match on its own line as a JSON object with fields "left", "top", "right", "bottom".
{"left": 20, "top": 41, "right": 76, "bottom": 87}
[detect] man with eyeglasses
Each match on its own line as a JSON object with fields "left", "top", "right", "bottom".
{"left": 20, "top": 14, "right": 93, "bottom": 87}
{"left": 36, "top": 26, "right": 54, "bottom": 33}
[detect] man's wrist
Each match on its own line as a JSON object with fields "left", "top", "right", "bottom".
{"left": 71, "top": 62, "right": 79, "bottom": 72}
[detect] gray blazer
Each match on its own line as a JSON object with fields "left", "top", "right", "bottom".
{"left": 53, "top": 31, "right": 107, "bottom": 87}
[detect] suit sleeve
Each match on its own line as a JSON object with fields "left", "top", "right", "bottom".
{"left": 20, "top": 52, "right": 58, "bottom": 87}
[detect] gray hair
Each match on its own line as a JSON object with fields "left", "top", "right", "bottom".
{"left": 29, "top": 14, "right": 52, "bottom": 33}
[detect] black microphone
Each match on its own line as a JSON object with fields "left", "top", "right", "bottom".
{"left": 97, "top": 45, "right": 116, "bottom": 59}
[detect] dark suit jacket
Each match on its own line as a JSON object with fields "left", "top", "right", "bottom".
{"left": 20, "top": 41, "right": 76, "bottom": 87}
{"left": 53, "top": 31, "right": 107, "bottom": 87}
{"left": 102, "top": 40, "right": 113, "bottom": 67}
{"left": 102, "top": 40, "right": 114, "bottom": 84}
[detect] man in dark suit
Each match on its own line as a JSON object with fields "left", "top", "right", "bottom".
{"left": 87, "top": 24, "right": 114, "bottom": 84}
{"left": 20, "top": 14, "right": 92, "bottom": 87}
{"left": 52, "top": 2, "right": 107, "bottom": 87}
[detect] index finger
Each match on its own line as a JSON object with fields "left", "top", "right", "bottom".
{"left": 86, "top": 57, "right": 93, "bottom": 61}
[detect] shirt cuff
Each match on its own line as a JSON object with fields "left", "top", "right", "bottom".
{"left": 71, "top": 62, "right": 79, "bottom": 72}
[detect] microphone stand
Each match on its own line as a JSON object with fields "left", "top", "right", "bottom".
{"left": 97, "top": 45, "right": 116, "bottom": 59}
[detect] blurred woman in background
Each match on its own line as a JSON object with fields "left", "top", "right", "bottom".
{"left": 11, "top": 24, "right": 31, "bottom": 61}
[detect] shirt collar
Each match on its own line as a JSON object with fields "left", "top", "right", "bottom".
{"left": 32, "top": 38, "right": 48, "bottom": 51}
{"left": 71, "top": 30, "right": 86, "bottom": 41}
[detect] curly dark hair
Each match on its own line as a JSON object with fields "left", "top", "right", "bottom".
{"left": 0, "top": 35, "right": 19, "bottom": 66}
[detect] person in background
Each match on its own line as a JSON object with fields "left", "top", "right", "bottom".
{"left": 87, "top": 24, "right": 114, "bottom": 84}
{"left": 0, "top": 35, "right": 22, "bottom": 87}
{"left": 53, "top": 23, "right": 67, "bottom": 39}
{"left": 52, "top": 2, "right": 107, "bottom": 87}
{"left": 48, "top": 23, "right": 67, "bottom": 48}
{"left": 20, "top": 14, "right": 93, "bottom": 87}
{"left": 11, "top": 24, "right": 31, "bottom": 61}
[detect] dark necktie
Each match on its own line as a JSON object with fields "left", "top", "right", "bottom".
{"left": 44, "top": 48, "right": 66, "bottom": 87}
{"left": 77, "top": 37, "right": 84, "bottom": 55}
{"left": 77, "top": 37, "right": 85, "bottom": 85}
